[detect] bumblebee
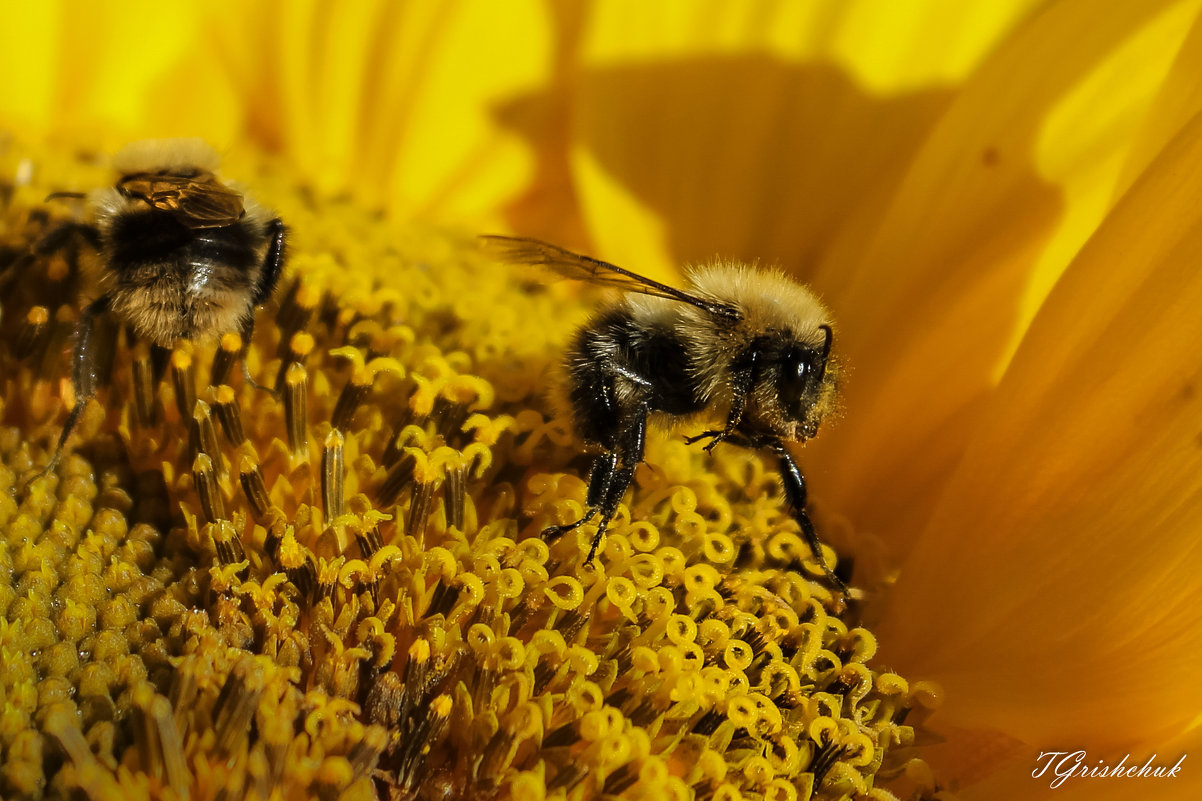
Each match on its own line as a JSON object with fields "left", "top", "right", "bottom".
{"left": 482, "top": 236, "right": 847, "bottom": 594}
{"left": 42, "top": 139, "right": 285, "bottom": 469}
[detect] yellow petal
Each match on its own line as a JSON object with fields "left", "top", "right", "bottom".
{"left": 327, "top": 0, "right": 552, "bottom": 225}
{"left": 1117, "top": 10, "right": 1202, "bottom": 194}
{"left": 880, "top": 108, "right": 1202, "bottom": 748}
{"left": 812, "top": 0, "right": 1200, "bottom": 563}
{"left": 233, "top": 0, "right": 553, "bottom": 224}
{"left": 0, "top": 0, "right": 238, "bottom": 144}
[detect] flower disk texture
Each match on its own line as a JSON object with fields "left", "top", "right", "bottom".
{"left": 0, "top": 142, "right": 942, "bottom": 801}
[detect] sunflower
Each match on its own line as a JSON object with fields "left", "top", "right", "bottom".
{"left": 3, "top": 1, "right": 1202, "bottom": 800}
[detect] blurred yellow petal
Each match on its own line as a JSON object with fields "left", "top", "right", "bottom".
{"left": 216, "top": 0, "right": 553, "bottom": 225}
{"left": 881, "top": 108, "right": 1202, "bottom": 750}
{"left": 1117, "top": 9, "right": 1202, "bottom": 193}
{"left": 813, "top": 0, "right": 1200, "bottom": 567}
{"left": 377, "top": 0, "right": 551, "bottom": 226}
{"left": 567, "top": 0, "right": 1042, "bottom": 279}
{"left": 0, "top": 0, "right": 238, "bottom": 145}
{"left": 1021, "top": 0, "right": 1202, "bottom": 355}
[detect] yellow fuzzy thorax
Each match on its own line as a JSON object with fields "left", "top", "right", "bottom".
{"left": 0, "top": 142, "right": 945, "bottom": 801}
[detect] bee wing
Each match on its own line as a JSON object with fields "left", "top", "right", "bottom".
{"left": 120, "top": 174, "right": 245, "bottom": 229}
{"left": 172, "top": 179, "right": 246, "bottom": 228}
{"left": 481, "top": 235, "right": 741, "bottom": 320}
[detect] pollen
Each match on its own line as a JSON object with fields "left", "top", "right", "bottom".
{"left": 0, "top": 141, "right": 950, "bottom": 800}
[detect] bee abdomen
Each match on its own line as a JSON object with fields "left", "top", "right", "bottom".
{"left": 107, "top": 254, "right": 257, "bottom": 346}
{"left": 566, "top": 309, "right": 704, "bottom": 447}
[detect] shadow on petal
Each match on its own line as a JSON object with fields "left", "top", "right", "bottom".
{"left": 494, "top": 54, "right": 958, "bottom": 279}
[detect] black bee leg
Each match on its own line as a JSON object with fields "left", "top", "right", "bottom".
{"left": 765, "top": 439, "right": 850, "bottom": 597}
{"left": 543, "top": 402, "right": 648, "bottom": 565}
{"left": 687, "top": 346, "right": 757, "bottom": 452}
{"left": 34, "top": 222, "right": 102, "bottom": 284}
{"left": 541, "top": 453, "right": 613, "bottom": 540}
{"left": 40, "top": 295, "right": 110, "bottom": 475}
{"left": 36, "top": 221, "right": 102, "bottom": 255}
{"left": 238, "top": 218, "right": 287, "bottom": 396}
{"left": 251, "top": 218, "right": 287, "bottom": 306}
{"left": 584, "top": 402, "right": 647, "bottom": 563}
{"left": 685, "top": 428, "right": 727, "bottom": 450}
{"left": 3, "top": 222, "right": 101, "bottom": 299}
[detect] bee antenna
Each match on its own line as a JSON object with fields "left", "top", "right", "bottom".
{"left": 815, "top": 324, "right": 834, "bottom": 383}
{"left": 818, "top": 324, "right": 833, "bottom": 361}
{"left": 45, "top": 191, "right": 87, "bottom": 202}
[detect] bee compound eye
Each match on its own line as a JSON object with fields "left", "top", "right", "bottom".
{"left": 776, "top": 347, "right": 823, "bottom": 423}
{"left": 779, "top": 349, "right": 811, "bottom": 395}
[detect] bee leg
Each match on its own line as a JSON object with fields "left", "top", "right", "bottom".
{"left": 541, "top": 453, "right": 613, "bottom": 541}
{"left": 39, "top": 295, "right": 111, "bottom": 475}
{"left": 35, "top": 221, "right": 102, "bottom": 254}
{"left": 251, "top": 219, "right": 287, "bottom": 306}
{"left": 544, "top": 402, "right": 648, "bottom": 565}
{"left": 3, "top": 222, "right": 101, "bottom": 297}
{"left": 764, "top": 439, "right": 850, "bottom": 597}
{"left": 687, "top": 346, "right": 757, "bottom": 452}
{"left": 583, "top": 401, "right": 647, "bottom": 564}
{"left": 685, "top": 428, "right": 726, "bottom": 450}
{"left": 238, "top": 218, "right": 287, "bottom": 395}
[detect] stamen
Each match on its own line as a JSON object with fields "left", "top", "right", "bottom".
{"left": 213, "top": 384, "right": 246, "bottom": 445}
{"left": 331, "top": 366, "right": 373, "bottom": 429}
{"left": 192, "top": 453, "right": 224, "bottom": 523}
{"left": 376, "top": 451, "right": 416, "bottom": 507}
{"left": 356, "top": 525, "right": 383, "bottom": 558}
{"left": 132, "top": 687, "right": 187, "bottom": 796}
{"left": 170, "top": 346, "right": 196, "bottom": 423}
{"left": 444, "top": 462, "right": 466, "bottom": 532}
{"left": 210, "top": 331, "right": 242, "bottom": 387}
{"left": 212, "top": 659, "right": 264, "bottom": 758}
{"left": 322, "top": 428, "right": 345, "bottom": 521}
{"left": 131, "top": 348, "right": 157, "bottom": 427}
{"left": 283, "top": 362, "right": 308, "bottom": 457}
{"left": 238, "top": 455, "right": 271, "bottom": 523}
{"left": 347, "top": 726, "right": 388, "bottom": 778}
{"left": 395, "top": 694, "right": 452, "bottom": 792}
{"left": 408, "top": 480, "right": 436, "bottom": 543}
{"left": 213, "top": 520, "right": 246, "bottom": 565}
{"left": 275, "top": 280, "right": 319, "bottom": 344}
{"left": 431, "top": 398, "right": 469, "bottom": 444}
{"left": 190, "top": 399, "right": 222, "bottom": 472}
{"left": 381, "top": 420, "right": 412, "bottom": 468}
{"left": 275, "top": 330, "right": 314, "bottom": 392}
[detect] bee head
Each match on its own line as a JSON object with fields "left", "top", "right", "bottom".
{"left": 754, "top": 324, "right": 838, "bottom": 442}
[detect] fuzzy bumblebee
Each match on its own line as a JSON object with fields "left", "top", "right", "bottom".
{"left": 482, "top": 235, "right": 846, "bottom": 593}
{"left": 38, "top": 139, "right": 286, "bottom": 471}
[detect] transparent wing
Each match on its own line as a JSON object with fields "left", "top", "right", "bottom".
{"left": 119, "top": 173, "right": 245, "bottom": 229}
{"left": 480, "top": 235, "right": 741, "bottom": 320}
